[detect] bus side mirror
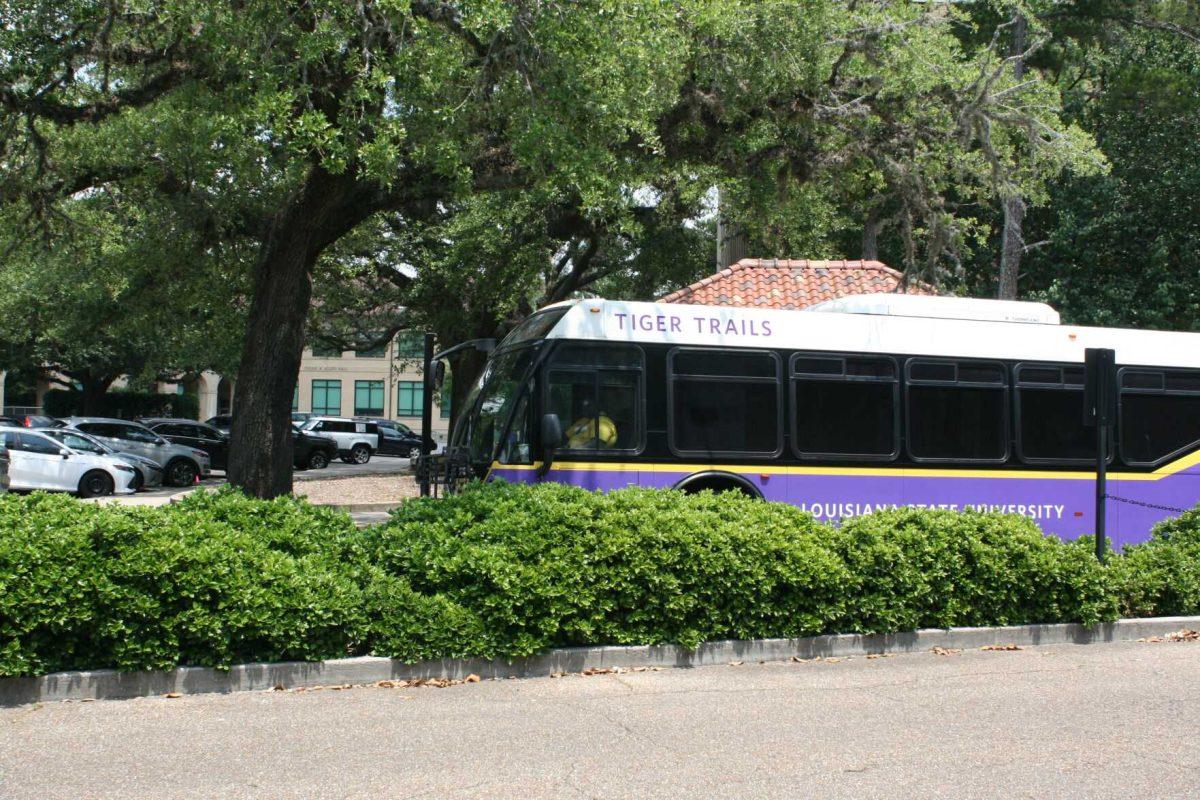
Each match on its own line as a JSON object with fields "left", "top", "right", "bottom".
{"left": 538, "top": 413, "right": 563, "bottom": 476}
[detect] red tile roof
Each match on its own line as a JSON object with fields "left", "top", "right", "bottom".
{"left": 659, "top": 259, "right": 935, "bottom": 310}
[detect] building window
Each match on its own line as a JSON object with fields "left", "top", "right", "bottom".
{"left": 396, "top": 332, "right": 424, "bottom": 359}
{"left": 668, "top": 348, "right": 780, "bottom": 456}
{"left": 906, "top": 359, "right": 1008, "bottom": 463}
{"left": 310, "top": 342, "right": 342, "bottom": 358}
{"left": 292, "top": 385, "right": 299, "bottom": 412}
{"left": 792, "top": 354, "right": 898, "bottom": 460}
{"left": 354, "top": 380, "right": 384, "bottom": 416}
{"left": 546, "top": 345, "right": 643, "bottom": 451}
{"left": 311, "top": 380, "right": 341, "bottom": 416}
{"left": 397, "top": 381, "right": 423, "bottom": 417}
{"left": 355, "top": 343, "right": 387, "bottom": 358}
{"left": 1119, "top": 368, "right": 1200, "bottom": 466}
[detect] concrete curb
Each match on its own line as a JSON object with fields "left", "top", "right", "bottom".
{"left": 3, "top": 616, "right": 1196, "bottom": 707}
{"left": 320, "top": 501, "right": 403, "bottom": 513}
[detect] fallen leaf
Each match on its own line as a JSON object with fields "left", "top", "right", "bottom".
{"left": 164, "top": 693, "right": 181, "bottom": 699}
{"left": 981, "top": 644, "right": 1023, "bottom": 651}
{"left": 464, "top": 674, "right": 481, "bottom": 684}
{"left": 272, "top": 683, "right": 286, "bottom": 691}
{"left": 728, "top": 661, "right": 743, "bottom": 667}
{"left": 581, "top": 667, "right": 615, "bottom": 676}
{"left": 377, "top": 680, "right": 396, "bottom": 688}
{"left": 1142, "top": 629, "right": 1200, "bottom": 643}
{"left": 930, "top": 647, "right": 962, "bottom": 656}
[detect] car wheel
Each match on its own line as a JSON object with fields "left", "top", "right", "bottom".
{"left": 350, "top": 444, "right": 371, "bottom": 464}
{"left": 403, "top": 445, "right": 417, "bottom": 459}
{"left": 77, "top": 470, "right": 114, "bottom": 498}
{"left": 166, "top": 458, "right": 198, "bottom": 487}
{"left": 128, "top": 470, "right": 144, "bottom": 491}
{"left": 308, "top": 450, "right": 330, "bottom": 469}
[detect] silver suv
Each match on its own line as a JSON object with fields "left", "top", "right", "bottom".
{"left": 62, "top": 417, "right": 211, "bottom": 486}
{"left": 299, "top": 417, "right": 379, "bottom": 464}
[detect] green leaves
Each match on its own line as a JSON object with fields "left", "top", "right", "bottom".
{"left": 4, "top": 483, "right": 1190, "bottom": 679}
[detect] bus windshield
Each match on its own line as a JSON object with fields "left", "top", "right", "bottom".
{"left": 453, "top": 344, "right": 543, "bottom": 466}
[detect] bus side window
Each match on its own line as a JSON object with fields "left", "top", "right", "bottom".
{"left": 668, "top": 348, "right": 782, "bottom": 457}
{"left": 546, "top": 345, "right": 643, "bottom": 452}
{"left": 1119, "top": 368, "right": 1200, "bottom": 467}
{"left": 906, "top": 359, "right": 1009, "bottom": 463}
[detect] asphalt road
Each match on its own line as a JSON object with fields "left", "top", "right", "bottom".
{"left": 133, "top": 455, "right": 412, "bottom": 499}
{"left": 2, "top": 640, "right": 1198, "bottom": 799}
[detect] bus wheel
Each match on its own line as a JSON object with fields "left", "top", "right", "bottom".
{"left": 673, "top": 471, "right": 762, "bottom": 499}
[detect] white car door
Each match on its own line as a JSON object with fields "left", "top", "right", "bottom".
{"left": 13, "top": 431, "right": 73, "bottom": 491}
{"left": 1, "top": 431, "right": 35, "bottom": 489}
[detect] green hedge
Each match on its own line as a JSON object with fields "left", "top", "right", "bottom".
{"left": 41, "top": 389, "right": 199, "bottom": 420}
{"left": 0, "top": 482, "right": 1192, "bottom": 678}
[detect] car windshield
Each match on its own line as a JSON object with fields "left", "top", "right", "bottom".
{"left": 46, "top": 430, "right": 110, "bottom": 455}
{"left": 453, "top": 344, "right": 542, "bottom": 465}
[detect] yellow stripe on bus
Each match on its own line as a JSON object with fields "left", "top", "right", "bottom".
{"left": 489, "top": 450, "right": 1200, "bottom": 482}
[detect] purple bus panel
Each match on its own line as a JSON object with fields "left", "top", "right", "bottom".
{"left": 489, "top": 462, "right": 1200, "bottom": 549}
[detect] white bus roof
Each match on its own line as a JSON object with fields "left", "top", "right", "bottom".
{"left": 544, "top": 296, "right": 1200, "bottom": 369}
{"left": 804, "top": 293, "right": 1061, "bottom": 325}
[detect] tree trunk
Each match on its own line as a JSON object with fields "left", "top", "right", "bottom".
{"left": 862, "top": 208, "right": 883, "bottom": 261}
{"left": 998, "top": 194, "right": 1025, "bottom": 300}
{"left": 77, "top": 373, "right": 117, "bottom": 415}
{"left": 227, "top": 167, "right": 376, "bottom": 498}
{"left": 445, "top": 347, "right": 488, "bottom": 437}
{"left": 998, "top": 11, "right": 1027, "bottom": 301}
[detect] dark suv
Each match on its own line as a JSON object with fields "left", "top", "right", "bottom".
{"left": 352, "top": 417, "right": 426, "bottom": 458}
{"left": 142, "top": 418, "right": 229, "bottom": 470}
{"left": 292, "top": 427, "right": 338, "bottom": 470}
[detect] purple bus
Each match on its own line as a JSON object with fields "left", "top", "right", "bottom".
{"left": 445, "top": 294, "right": 1200, "bottom": 548}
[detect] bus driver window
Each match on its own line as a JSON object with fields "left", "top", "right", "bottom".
{"left": 547, "top": 345, "right": 642, "bottom": 452}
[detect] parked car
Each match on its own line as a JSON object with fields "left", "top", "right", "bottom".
{"left": 0, "top": 436, "right": 9, "bottom": 492}
{"left": 61, "top": 417, "right": 211, "bottom": 487}
{"left": 40, "top": 428, "right": 164, "bottom": 490}
{"left": 205, "top": 414, "right": 232, "bottom": 434}
{"left": 19, "top": 414, "right": 59, "bottom": 429}
{"left": 0, "top": 426, "right": 136, "bottom": 497}
{"left": 291, "top": 412, "right": 314, "bottom": 425}
{"left": 298, "top": 417, "right": 379, "bottom": 464}
{"left": 292, "top": 428, "right": 339, "bottom": 470}
{"left": 352, "top": 417, "right": 428, "bottom": 458}
{"left": 140, "top": 418, "right": 229, "bottom": 471}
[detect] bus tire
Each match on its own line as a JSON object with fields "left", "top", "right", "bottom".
{"left": 672, "top": 471, "right": 762, "bottom": 499}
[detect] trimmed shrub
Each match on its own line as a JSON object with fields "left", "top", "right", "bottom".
{"left": 362, "top": 483, "right": 850, "bottom": 656}
{"left": 0, "top": 482, "right": 1151, "bottom": 679}
{"left": 41, "top": 389, "right": 199, "bottom": 420}
{"left": 828, "top": 509, "right": 1117, "bottom": 631}
{"left": 0, "top": 490, "right": 370, "bottom": 676}
{"left": 1110, "top": 508, "right": 1200, "bottom": 617}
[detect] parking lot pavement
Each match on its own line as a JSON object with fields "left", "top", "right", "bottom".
{"left": 118, "top": 456, "right": 413, "bottom": 502}
{"left": 3, "top": 640, "right": 1199, "bottom": 799}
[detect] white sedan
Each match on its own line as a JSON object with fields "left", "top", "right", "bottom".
{"left": 0, "top": 427, "right": 137, "bottom": 497}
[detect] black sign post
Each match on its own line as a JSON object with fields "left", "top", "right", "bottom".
{"left": 419, "top": 332, "right": 436, "bottom": 497}
{"left": 1083, "top": 348, "right": 1116, "bottom": 562}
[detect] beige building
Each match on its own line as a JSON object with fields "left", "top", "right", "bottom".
{"left": 20, "top": 333, "right": 451, "bottom": 440}
{"left": 292, "top": 333, "right": 451, "bottom": 439}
